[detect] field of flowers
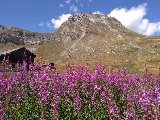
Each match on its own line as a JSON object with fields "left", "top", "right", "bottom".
{"left": 0, "top": 63, "right": 160, "bottom": 120}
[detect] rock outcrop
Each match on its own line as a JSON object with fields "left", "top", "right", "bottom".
{"left": 0, "top": 26, "right": 53, "bottom": 45}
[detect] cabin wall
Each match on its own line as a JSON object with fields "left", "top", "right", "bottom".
{"left": 0, "top": 48, "right": 36, "bottom": 72}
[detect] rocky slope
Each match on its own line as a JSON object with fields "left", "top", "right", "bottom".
{"left": 1, "top": 13, "right": 160, "bottom": 72}
{"left": 43, "top": 13, "right": 141, "bottom": 60}
{"left": 38, "top": 13, "right": 160, "bottom": 72}
{"left": 0, "top": 25, "right": 53, "bottom": 45}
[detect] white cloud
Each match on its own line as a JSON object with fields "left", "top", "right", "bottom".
{"left": 59, "top": 3, "right": 64, "bottom": 8}
{"left": 92, "top": 11, "right": 104, "bottom": 15}
{"left": 108, "top": 3, "right": 160, "bottom": 35}
{"left": 70, "top": 4, "right": 78, "bottom": 13}
{"left": 51, "top": 14, "right": 72, "bottom": 29}
{"left": 38, "top": 23, "right": 45, "bottom": 27}
{"left": 38, "top": 22, "right": 54, "bottom": 28}
{"left": 65, "top": 0, "right": 71, "bottom": 4}
{"left": 46, "top": 22, "right": 54, "bottom": 28}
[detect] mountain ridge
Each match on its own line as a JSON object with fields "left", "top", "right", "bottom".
{"left": 0, "top": 13, "right": 144, "bottom": 45}
{"left": 0, "top": 13, "right": 160, "bottom": 72}
{"left": 0, "top": 25, "right": 54, "bottom": 45}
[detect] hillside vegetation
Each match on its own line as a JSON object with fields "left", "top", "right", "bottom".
{"left": 0, "top": 13, "right": 160, "bottom": 73}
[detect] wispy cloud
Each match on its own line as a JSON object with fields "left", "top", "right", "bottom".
{"left": 51, "top": 14, "right": 72, "bottom": 29}
{"left": 108, "top": 3, "right": 160, "bottom": 35}
{"left": 59, "top": 3, "right": 64, "bottom": 8}
{"left": 65, "top": 0, "right": 71, "bottom": 4}
{"left": 92, "top": 11, "right": 104, "bottom": 15}
{"left": 38, "top": 23, "right": 45, "bottom": 27}
{"left": 38, "top": 22, "right": 54, "bottom": 28}
{"left": 61, "top": 0, "right": 93, "bottom": 13}
{"left": 70, "top": 4, "right": 78, "bottom": 13}
{"left": 46, "top": 22, "right": 54, "bottom": 28}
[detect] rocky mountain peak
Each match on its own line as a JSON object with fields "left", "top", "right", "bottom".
{"left": 66, "top": 13, "right": 123, "bottom": 27}
{"left": 53, "top": 13, "right": 132, "bottom": 43}
{"left": 0, "top": 13, "right": 139, "bottom": 46}
{"left": 67, "top": 13, "right": 88, "bottom": 24}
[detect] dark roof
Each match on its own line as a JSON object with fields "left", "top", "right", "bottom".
{"left": 0, "top": 47, "right": 36, "bottom": 64}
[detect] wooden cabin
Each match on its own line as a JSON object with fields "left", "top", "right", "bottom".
{"left": 0, "top": 47, "right": 36, "bottom": 71}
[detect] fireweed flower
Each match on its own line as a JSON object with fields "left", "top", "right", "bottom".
{"left": 0, "top": 63, "right": 160, "bottom": 119}
{"left": 124, "top": 109, "right": 136, "bottom": 120}
{"left": 0, "top": 108, "right": 5, "bottom": 119}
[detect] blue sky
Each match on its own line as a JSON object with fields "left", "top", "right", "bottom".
{"left": 0, "top": 0, "right": 160, "bottom": 36}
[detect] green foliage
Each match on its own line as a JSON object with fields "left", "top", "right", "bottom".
{"left": 5, "top": 92, "right": 41, "bottom": 120}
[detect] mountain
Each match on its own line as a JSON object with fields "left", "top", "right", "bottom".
{"left": 0, "top": 25, "right": 53, "bottom": 45}
{"left": 0, "top": 13, "right": 160, "bottom": 72}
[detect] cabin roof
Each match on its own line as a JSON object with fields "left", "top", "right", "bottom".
{"left": 0, "top": 47, "right": 36, "bottom": 56}
{"left": 0, "top": 48, "right": 20, "bottom": 56}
